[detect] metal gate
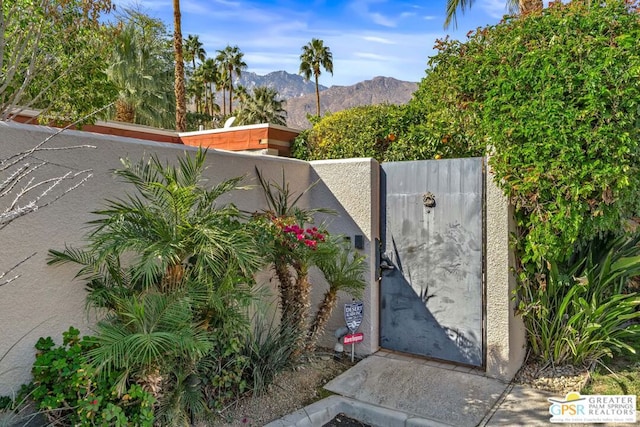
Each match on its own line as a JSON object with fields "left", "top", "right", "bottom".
{"left": 379, "top": 158, "right": 484, "bottom": 367}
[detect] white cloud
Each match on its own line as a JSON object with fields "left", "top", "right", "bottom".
{"left": 478, "top": 0, "right": 509, "bottom": 19}
{"left": 181, "top": 0, "right": 212, "bottom": 15}
{"left": 370, "top": 12, "right": 396, "bottom": 27}
{"left": 362, "top": 36, "right": 395, "bottom": 45}
{"left": 354, "top": 52, "right": 393, "bottom": 61}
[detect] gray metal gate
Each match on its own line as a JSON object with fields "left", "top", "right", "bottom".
{"left": 379, "top": 158, "right": 484, "bottom": 367}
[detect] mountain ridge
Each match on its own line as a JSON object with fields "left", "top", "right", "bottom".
{"left": 229, "top": 70, "right": 417, "bottom": 129}
{"left": 283, "top": 75, "right": 417, "bottom": 129}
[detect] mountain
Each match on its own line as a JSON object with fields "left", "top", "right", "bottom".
{"left": 234, "top": 70, "right": 327, "bottom": 99}
{"left": 283, "top": 76, "right": 418, "bottom": 129}
{"left": 224, "top": 71, "right": 417, "bottom": 129}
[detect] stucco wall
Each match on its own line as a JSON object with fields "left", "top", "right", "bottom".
{"left": 484, "top": 161, "right": 527, "bottom": 381}
{"left": 0, "top": 122, "right": 365, "bottom": 395}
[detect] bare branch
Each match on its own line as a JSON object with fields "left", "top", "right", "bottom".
{"left": 0, "top": 253, "right": 37, "bottom": 287}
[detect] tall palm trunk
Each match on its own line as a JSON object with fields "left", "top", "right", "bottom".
{"left": 228, "top": 65, "right": 233, "bottom": 114}
{"left": 173, "top": 0, "right": 186, "bottom": 131}
{"left": 221, "top": 88, "right": 227, "bottom": 116}
{"left": 202, "top": 85, "right": 208, "bottom": 115}
{"left": 314, "top": 72, "right": 320, "bottom": 116}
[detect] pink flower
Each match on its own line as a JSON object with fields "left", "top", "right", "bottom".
{"left": 296, "top": 233, "right": 305, "bottom": 240}
{"left": 304, "top": 239, "right": 317, "bottom": 249}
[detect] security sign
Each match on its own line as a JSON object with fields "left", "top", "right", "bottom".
{"left": 344, "top": 301, "right": 364, "bottom": 333}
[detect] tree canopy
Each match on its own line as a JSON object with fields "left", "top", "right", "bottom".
{"left": 1, "top": 0, "right": 116, "bottom": 123}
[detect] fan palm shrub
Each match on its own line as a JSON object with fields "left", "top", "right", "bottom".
{"left": 48, "top": 149, "right": 264, "bottom": 422}
{"left": 253, "top": 168, "right": 331, "bottom": 355}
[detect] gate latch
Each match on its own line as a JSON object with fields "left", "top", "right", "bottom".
{"left": 423, "top": 192, "right": 436, "bottom": 208}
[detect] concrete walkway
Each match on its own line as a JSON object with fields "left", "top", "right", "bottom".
{"left": 268, "top": 350, "right": 633, "bottom": 426}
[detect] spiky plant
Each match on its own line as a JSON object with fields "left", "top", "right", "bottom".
{"left": 306, "top": 239, "right": 367, "bottom": 352}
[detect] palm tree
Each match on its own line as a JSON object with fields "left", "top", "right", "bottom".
{"left": 215, "top": 45, "right": 247, "bottom": 115}
{"left": 200, "top": 58, "right": 219, "bottom": 116}
{"left": 217, "top": 67, "right": 228, "bottom": 116}
{"left": 254, "top": 169, "right": 335, "bottom": 358}
{"left": 236, "top": 86, "right": 287, "bottom": 126}
{"left": 444, "top": 0, "right": 543, "bottom": 29}
{"left": 107, "top": 22, "right": 174, "bottom": 127}
{"left": 184, "top": 34, "right": 206, "bottom": 72}
{"left": 172, "top": 0, "right": 187, "bottom": 131}
{"left": 184, "top": 35, "right": 206, "bottom": 113}
{"left": 299, "top": 38, "right": 333, "bottom": 117}
{"left": 234, "top": 84, "right": 249, "bottom": 104}
{"left": 187, "top": 69, "right": 205, "bottom": 114}
{"left": 48, "top": 149, "right": 263, "bottom": 420}
{"left": 306, "top": 239, "right": 366, "bottom": 352}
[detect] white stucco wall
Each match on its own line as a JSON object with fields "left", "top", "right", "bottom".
{"left": 484, "top": 161, "right": 527, "bottom": 381}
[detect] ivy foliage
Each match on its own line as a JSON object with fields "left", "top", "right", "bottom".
{"left": 410, "top": 0, "right": 640, "bottom": 264}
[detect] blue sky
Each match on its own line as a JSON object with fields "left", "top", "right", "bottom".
{"left": 111, "top": 0, "right": 514, "bottom": 86}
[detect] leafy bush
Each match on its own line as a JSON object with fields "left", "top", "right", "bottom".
{"left": 301, "top": 104, "right": 401, "bottom": 161}
{"left": 519, "top": 234, "right": 640, "bottom": 365}
{"left": 417, "top": 0, "right": 640, "bottom": 264}
{"left": 30, "top": 327, "right": 154, "bottom": 426}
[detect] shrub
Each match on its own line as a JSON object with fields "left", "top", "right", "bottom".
{"left": 445, "top": 1, "right": 639, "bottom": 264}
{"left": 47, "top": 150, "right": 264, "bottom": 422}
{"left": 518, "top": 234, "right": 640, "bottom": 365}
{"left": 30, "top": 327, "right": 154, "bottom": 426}
{"left": 304, "top": 104, "right": 401, "bottom": 161}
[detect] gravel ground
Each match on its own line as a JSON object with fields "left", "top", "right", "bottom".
{"left": 514, "top": 360, "right": 591, "bottom": 396}
{"left": 205, "top": 352, "right": 357, "bottom": 427}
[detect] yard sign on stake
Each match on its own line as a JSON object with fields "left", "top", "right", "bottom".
{"left": 344, "top": 301, "right": 364, "bottom": 362}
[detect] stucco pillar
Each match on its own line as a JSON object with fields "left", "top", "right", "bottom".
{"left": 484, "top": 159, "right": 527, "bottom": 381}
{"left": 310, "top": 158, "right": 380, "bottom": 355}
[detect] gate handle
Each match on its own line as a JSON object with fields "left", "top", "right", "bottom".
{"left": 423, "top": 192, "right": 436, "bottom": 208}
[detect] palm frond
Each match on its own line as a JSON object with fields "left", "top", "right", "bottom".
{"left": 314, "top": 237, "right": 367, "bottom": 297}
{"left": 254, "top": 167, "right": 335, "bottom": 220}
